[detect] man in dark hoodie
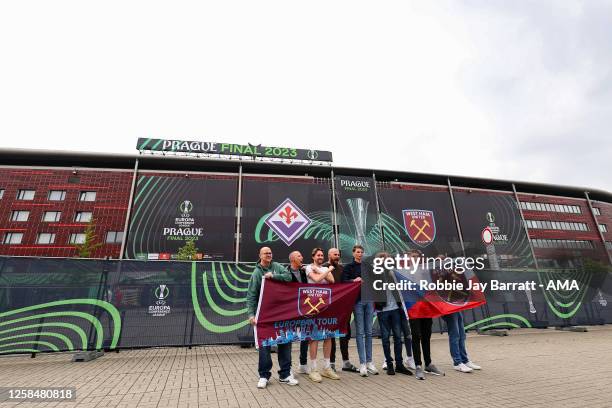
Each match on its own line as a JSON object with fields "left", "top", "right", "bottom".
{"left": 246, "top": 247, "right": 298, "bottom": 389}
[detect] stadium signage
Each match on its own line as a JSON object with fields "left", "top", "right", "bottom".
{"left": 137, "top": 138, "right": 333, "bottom": 162}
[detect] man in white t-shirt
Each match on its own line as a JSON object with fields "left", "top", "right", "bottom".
{"left": 304, "top": 247, "right": 340, "bottom": 382}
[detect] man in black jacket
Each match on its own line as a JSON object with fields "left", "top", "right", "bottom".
{"left": 341, "top": 245, "right": 378, "bottom": 377}
{"left": 324, "top": 248, "right": 359, "bottom": 373}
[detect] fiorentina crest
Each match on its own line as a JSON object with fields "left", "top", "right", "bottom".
{"left": 403, "top": 209, "right": 436, "bottom": 247}
{"left": 298, "top": 287, "right": 332, "bottom": 316}
{"left": 265, "top": 198, "right": 312, "bottom": 246}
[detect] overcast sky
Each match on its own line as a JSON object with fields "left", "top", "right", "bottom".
{"left": 1, "top": 1, "right": 610, "bottom": 192}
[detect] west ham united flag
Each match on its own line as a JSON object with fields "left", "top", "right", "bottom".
{"left": 254, "top": 280, "right": 360, "bottom": 348}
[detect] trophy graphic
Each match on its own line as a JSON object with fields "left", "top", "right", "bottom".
{"left": 157, "top": 284, "right": 167, "bottom": 300}
{"left": 346, "top": 198, "right": 370, "bottom": 254}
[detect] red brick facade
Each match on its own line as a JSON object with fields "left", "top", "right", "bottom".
{"left": 0, "top": 167, "right": 133, "bottom": 258}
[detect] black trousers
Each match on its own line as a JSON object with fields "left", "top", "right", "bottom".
{"left": 299, "top": 340, "right": 309, "bottom": 366}
{"left": 330, "top": 322, "right": 351, "bottom": 363}
{"left": 409, "top": 318, "right": 432, "bottom": 367}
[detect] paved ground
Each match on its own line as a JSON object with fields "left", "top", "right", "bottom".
{"left": 1, "top": 326, "right": 612, "bottom": 408}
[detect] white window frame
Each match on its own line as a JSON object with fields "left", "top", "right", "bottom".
{"left": 48, "top": 190, "right": 66, "bottom": 201}
{"left": 17, "top": 189, "right": 35, "bottom": 200}
{"left": 36, "top": 233, "right": 56, "bottom": 244}
{"left": 75, "top": 211, "right": 93, "bottom": 223}
{"left": 3, "top": 232, "right": 23, "bottom": 244}
{"left": 79, "top": 191, "right": 97, "bottom": 202}
{"left": 42, "top": 211, "right": 61, "bottom": 222}
{"left": 11, "top": 210, "right": 30, "bottom": 222}
{"left": 69, "top": 233, "right": 86, "bottom": 244}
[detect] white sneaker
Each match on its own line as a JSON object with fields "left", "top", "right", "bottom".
{"left": 453, "top": 363, "right": 473, "bottom": 373}
{"left": 279, "top": 374, "right": 299, "bottom": 386}
{"left": 257, "top": 378, "right": 268, "bottom": 388}
{"left": 465, "top": 361, "right": 481, "bottom": 370}
{"left": 404, "top": 356, "right": 416, "bottom": 370}
{"left": 366, "top": 362, "right": 379, "bottom": 375}
{"left": 297, "top": 364, "right": 309, "bottom": 374}
{"left": 359, "top": 363, "right": 368, "bottom": 377}
{"left": 382, "top": 361, "right": 387, "bottom": 370}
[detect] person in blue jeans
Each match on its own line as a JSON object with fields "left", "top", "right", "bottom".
{"left": 246, "top": 247, "right": 299, "bottom": 389}
{"left": 373, "top": 253, "right": 412, "bottom": 376}
{"left": 442, "top": 311, "right": 482, "bottom": 373}
{"left": 342, "top": 245, "right": 379, "bottom": 377}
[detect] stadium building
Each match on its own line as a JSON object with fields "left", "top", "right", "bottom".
{"left": 1, "top": 143, "right": 611, "bottom": 351}
{"left": 0, "top": 147, "right": 610, "bottom": 266}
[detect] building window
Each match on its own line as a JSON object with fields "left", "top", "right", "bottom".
{"left": 532, "top": 239, "right": 593, "bottom": 250}
{"left": 42, "top": 211, "right": 61, "bottom": 222}
{"left": 524, "top": 219, "right": 588, "bottom": 231}
{"left": 606, "top": 241, "right": 612, "bottom": 250}
{"left": 48, "top": 190, "right": 66, "bottom": 201}
{"left": 10, "top": 210, "right": 30, "bottom": 222}
{"left": 69, "top": 233, "right": 86, "bottom": 244}
{"left": 79, "top": 191, "right": 97, "bottom": 202}
{"left": 0, "top": 189, "right": 4, "bottom": 199}
{"left": 75, "top": 211, "right": 93, "bottom": 223}
{"left": 3, "top": 232, "right": 23, "bottom": 244}
{"left": 17, "top": 189, "right": 35, "bottom": 200}
{"left": 106, "top": 231, "right": 124, "bottom": 244}
{"left": 36, "top": 233, "right": 56, "bottom": 244}
{"left": 520, "top": 201, "right": 581, "bottom": 214}
{"left": 592, "top": 207, "right": 601, "bottom": 216}
{"left": 599, "top": 224, "right": 608, "bottom": 233}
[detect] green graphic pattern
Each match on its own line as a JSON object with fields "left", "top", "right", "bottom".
{"left": 0, "top": 299, "right": 121, "bottom": 355}
{"left": 464, "top": 314, "right": 532, "bottom": 331}
{"left": 191, "top": 262, "right": 252, "bottom": 333}
{"left": 537, "top": 268, "right": 592, "bottom": 319}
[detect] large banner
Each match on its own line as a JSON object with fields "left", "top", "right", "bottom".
{"left": 453, "top": 189, "right": 535, "bottom": 270}
{"left": 334, "top": 176, "right": 383, "bottom": 262}
{"left": 254, "top": 280, "right": 360, "bottom": 348}
{"left": 137, "top": 138, "right": 333, "bottom": 162}
{"left": 239, "top": 176, "right": 334, "bottom": 262}
{"left": 377, "top": 183, "right": 463, "bottom": 257}
{"left": 126, "top": 175, "right": 237, "bottom": 261}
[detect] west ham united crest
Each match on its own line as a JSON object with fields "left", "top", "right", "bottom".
{"left": 403, "top": 209, "right": 436, "bottom": 247}
{"left": 298, "top": 287, "right": 332, "bottom": 316}
{"left": 265, "top": 198, "right": 312, "bottom": 246}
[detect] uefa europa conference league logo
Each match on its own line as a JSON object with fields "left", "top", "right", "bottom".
{"left": 149, "top": 284, "right": 171, "bottom": 317}
{"left": 162, "top": 200, "right": 204, "bottom": 241}
{"left": 481, "top": 212, "right": 508, "bottom": 245}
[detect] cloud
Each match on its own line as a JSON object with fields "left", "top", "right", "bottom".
{"left": 0, "top": 1, "right": 609, "bottom": 192}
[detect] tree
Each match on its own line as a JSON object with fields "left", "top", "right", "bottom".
{"left": 177, "top": 240, "right": 199, "bottom": 261}
{"left": 74, "top": 220, "right": 103, "bottom": 258}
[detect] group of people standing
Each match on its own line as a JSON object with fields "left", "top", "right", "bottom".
{"left": 245, "top": 245, "right": 481, "bottom": 389}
